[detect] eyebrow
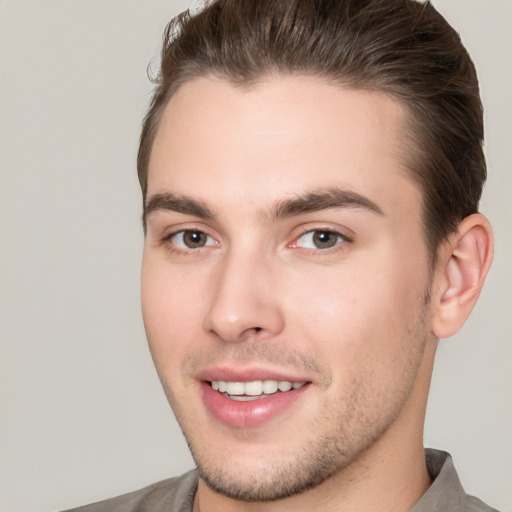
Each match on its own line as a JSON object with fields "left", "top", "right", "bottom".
{"left": 144, "top": 186, "right": 384, "bottom": 224}
{"left": 145, "top": 192, "right": 216, "bottom": 220}
{"left": 269, "top": 187, "right": 384, "bottom": 221}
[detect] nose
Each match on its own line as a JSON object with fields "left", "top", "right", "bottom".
{"left": 202, "top": 252, "right": 285, "bottom": 343}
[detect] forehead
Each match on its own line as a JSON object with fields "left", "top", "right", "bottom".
{"left": 148, "top": 75, "right": 418, "bottom": 215}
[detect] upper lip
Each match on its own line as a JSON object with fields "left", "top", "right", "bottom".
{"left": 195, "top": 366, "right": 311, "bottom": 383}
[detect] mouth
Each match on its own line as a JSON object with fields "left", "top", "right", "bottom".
{"left": 200, "top": 374, "right": 311, "bottom": 428}
{"left": 209, "top": 379, "right": 307, "bottom": 401}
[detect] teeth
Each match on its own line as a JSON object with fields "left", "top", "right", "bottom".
{"left": 262, "top": 380, "right": 278, "bottom": 394}
{"left": 225, "top": 382, "right": 244, "bottom": 395}
{"left": 278, "top": 381, "right": 292, "bottom": 392}
{"left": 210, "top": 380, "right": 306, "bottom": 397}
{"left": 244, "top": 381, "right": 263, "bottom": 396}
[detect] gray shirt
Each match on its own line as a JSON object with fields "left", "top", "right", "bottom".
{"left": 63, "top": 449, "right": 499, "bottom": 512}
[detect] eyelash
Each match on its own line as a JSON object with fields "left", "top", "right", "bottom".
{"left": 159, "top": 227, "right": 352, "bottom": 255}
{"left": 160, "top": 229, "right": 218, "bottom": 255}
{"left": 290, "top": 228, "right": 352, "bottom": 253}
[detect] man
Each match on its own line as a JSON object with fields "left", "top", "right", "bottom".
{"left": 68, "top": 0, "right": 497, "bottom": 510}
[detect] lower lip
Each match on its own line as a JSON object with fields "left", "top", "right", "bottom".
{"left": 201, "top": 382, "right": 309, "bottom": 428}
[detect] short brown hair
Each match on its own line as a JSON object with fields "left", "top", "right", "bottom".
{"left": 138, "top": 0, "right": 486, "bottom": 265}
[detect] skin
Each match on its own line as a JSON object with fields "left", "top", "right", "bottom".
{"left": 141, "top": 76, "right": 490, "bottom": 512}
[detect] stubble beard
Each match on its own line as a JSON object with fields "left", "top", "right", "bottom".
{"left": 165, "top": 293, "right": 432, "bottom": 503}
{"left": 185, "top": 375, "right": 418, "bottom": 503}
{"left": 192, "top": 429, "right": 356, "bottom": 502}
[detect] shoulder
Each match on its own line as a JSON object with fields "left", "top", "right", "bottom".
{"left": 61, "top": 470, "right": 198, "bottom": 512}
{"left": 463, "top": 494, "right": 501, "bottom": 512}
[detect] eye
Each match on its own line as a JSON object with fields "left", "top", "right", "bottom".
{"left": 293, "top": 229, "right": 347, "bottom": 250}
{"left": 168, "top": 230, "right": 217, "bottom": 249}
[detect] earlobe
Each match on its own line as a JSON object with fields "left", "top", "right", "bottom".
{"left": 431, "top": 214, "right": 494, "bottom": 339}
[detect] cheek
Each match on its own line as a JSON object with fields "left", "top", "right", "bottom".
{"left": 141, "top": 256, "right": 207, "bottom": 363}
{"left": 286, "top": 265, "right": 429, "bottom": 424}
{"left": 284, "top": 259, "right": 427, "bottom": 365}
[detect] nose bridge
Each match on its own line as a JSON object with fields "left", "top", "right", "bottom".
{"left": 202, "top": 246, "right": 284, "bottom": 342}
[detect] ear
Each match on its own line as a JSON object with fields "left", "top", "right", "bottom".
{"left": 431, "top": 214, "right": 494, "bottom": 339}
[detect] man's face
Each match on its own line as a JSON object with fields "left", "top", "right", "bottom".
{"left": 142, "top": 76, "right": 436, "bottom": 501}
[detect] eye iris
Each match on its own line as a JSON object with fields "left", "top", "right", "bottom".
{"left": 312, "top": 231, "right": 338, "bottom": 249}
{"left": 183, "top": 231, "right": 207, "bottom": 248}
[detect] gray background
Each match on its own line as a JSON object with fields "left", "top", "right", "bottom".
{"left": 0, "top": 1, "right": 510, "bottom": 511}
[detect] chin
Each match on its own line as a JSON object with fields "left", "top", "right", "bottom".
{"left": 186, "top": 429, "right": 355, "bottom": 502}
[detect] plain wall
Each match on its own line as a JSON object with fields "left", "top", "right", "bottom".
{"left": 0, "top": 1, "right": 510, "bottom": 511}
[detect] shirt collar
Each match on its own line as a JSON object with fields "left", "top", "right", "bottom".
{"left": 411, "top": 449, "right": 465, "bottom": 512}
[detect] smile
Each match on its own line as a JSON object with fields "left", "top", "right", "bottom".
{"left": 210, "top": 380, "right": 307, "bottom": 401}
{"left": 201, "top": 378, "right": 311, "bottom": 427}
